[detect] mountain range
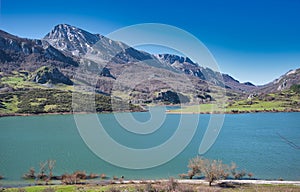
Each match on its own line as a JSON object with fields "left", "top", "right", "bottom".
{"left": 0, "top": 24, "right": 299, "bottom": 114}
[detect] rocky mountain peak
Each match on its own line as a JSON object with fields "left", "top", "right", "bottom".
{"left": 43, "top": 24, "right": 103, "bottom": 55}
{"left": 156, "top": 53, "right": 196, "bottom": 66}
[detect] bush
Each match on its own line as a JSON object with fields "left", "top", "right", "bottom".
{"left": 100, "top": 173, "right": 108, "bottom": 179}
{"left": 73, "top": 171, "right": 86, "bottom": 179}
{"left": 291, "top": 84, "right": 300, "bottom": 94}
{"left": 61, "top": 174, "right": 79, "bottom": 185}
{"left": 88, "top": 173, "right": 99, "bottom": 179}
{"left": 23, "top": 167, "right": 36, "bottom": 179}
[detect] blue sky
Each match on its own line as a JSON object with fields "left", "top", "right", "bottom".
{"left": 0, "top": 0, "right": 299, "bottom": 85}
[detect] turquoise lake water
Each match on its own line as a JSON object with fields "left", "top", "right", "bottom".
{"left": 0, "top": 111, "right": 299, "bottom": 185}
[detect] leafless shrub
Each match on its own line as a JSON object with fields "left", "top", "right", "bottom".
{"left": 61, "top": 173, "right": 79, "bottom": 185}
{"left": 230, "top": 162, "right": 246, "bottom": 179}
{"left": 88, "top": 173, "right": 99, "bottom": 179}
{"left": 166, "top": 177, "right": 178, "bottom": 191}
{"left": 248, "top": 172, "right": 253, "bottom": 179}
{"left": 23, "top": 167, "right": 36, "bottom": 179}
{"left": 38, "top": 161, "right": 48, "bottom": 179}
{"left": 100, "top": 173, "right": 108, "bottom": 179}
{"left": 47, "top": 160, "right": 56, "bottom": 178}
{"left": 73, "top": 170, "right": 86, "bottom": 179}
{"left": 179, "top": 173, "right": 189, "bottom": 179}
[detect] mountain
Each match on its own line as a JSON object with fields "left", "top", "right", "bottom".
{"left": 155, "top": 53, "right": 257, "bottom": 92}
{"left": 43, "top": 24, "right": 257, "bottom": 93}
{"left": 259, "top": 68, "right": 300, "bottom": 93}
{"left": 155, "top": 54, "right": 206, "bottom": 80}
{"left": 43, "top": 24, "right": 154, "bottom": 65}
{"left": 1, "top": 24, "right": 299, "bottom": 115}
{"left": 0, "top": 29, "right": 78, "bottom": 75}
{"left": 222, "top": 74, "right": 257, "bottom": 92}
{"left": 44, "top": 24, "right": 102, "bottom": 55}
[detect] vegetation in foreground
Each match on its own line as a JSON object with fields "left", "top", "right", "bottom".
{"left": 181, "top": 156, "right": 252, "bottom": 186}
{"left": 1, "top": 157, "right": 299, "bottom": 191}
{"left": 2, "top": 179, "right": 300, "bottom": 192}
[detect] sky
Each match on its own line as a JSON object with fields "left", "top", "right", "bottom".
{"left": 0, "top": 0, "right": 300, "bottom": 85}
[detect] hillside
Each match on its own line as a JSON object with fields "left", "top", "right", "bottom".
{"left": 0, "top": 24, "right": 300, "bottom": 115}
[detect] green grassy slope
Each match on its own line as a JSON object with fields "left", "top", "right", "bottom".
{"left": 0, "top": 72, "right": 142, "bottom": 115}
{"left": 169, "top": 89, "right": 300, "bottom": 114}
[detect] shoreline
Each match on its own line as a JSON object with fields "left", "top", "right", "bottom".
{"left": 2, "top": 179, "right": 300, "bottom": 189}
{"left": 0, "top": 109, "right": 148, "bottom": 118}
{"left": 1, "top": 108, "right": 300, "bottom": 118}
{"left": 166, "top": 109, "right": 300, "bottom": 114}
{"left": 110, "top": 179, "right": 300, "bottom": 186}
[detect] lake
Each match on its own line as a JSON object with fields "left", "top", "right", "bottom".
{"left": 0, "top": 110, "right": 300, "bottom": 185}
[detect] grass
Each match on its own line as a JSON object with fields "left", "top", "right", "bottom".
{"left": 222, "top": 183, "right": 300, "bottom": 192}
{"left": 1, "top": 95, "right": 20, "bottom": 113}
{"left": 3, "top": 182, "right": 300, "bottom": 192}
{"left": 1, "top": 73, "right": 74, "bottom": 91}
{"left": 171, "top": 103, "right": 221, "bottom": 113}
{"left": 226, "top": 100, "right": 287, "bottom": 112}
{"left": 170, "top": 90, "right": 300, "bottom": 113}
{"left": 4, "top": 185, "right": 77, "bottom": 192}
{"left": 44, "top": 105, "right": 58, "bottom": 112}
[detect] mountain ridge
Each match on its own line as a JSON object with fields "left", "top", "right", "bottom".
{"left": 0, "top": 24, "right": 299, "bottom": 113}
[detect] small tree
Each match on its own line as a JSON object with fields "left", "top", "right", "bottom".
{"left": 230, "top": 162, "right": 246, "bottom": 179}
{"left": 202, "top": 159, "right": 229, "bottom": 186}
{"left": 38, "top": 161, "right": 48, "bottom": 179}
{"left": 248, "top": 172, "right": 253, "bottom": 179}
{"left": 187, "top": 156, "right": 229, "bottom": 186}
{"left": 48, "top": 160, "right": 56, "bottom": 178}
{"left": 23, "top": 167, "right": 36, "bottom": 179}
{"left": 187, "top": 156, "right": 203, "bottom": 179}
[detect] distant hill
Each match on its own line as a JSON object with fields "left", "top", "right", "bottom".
{"left": 258, "top": 69, "right": 300, "bottom": 93}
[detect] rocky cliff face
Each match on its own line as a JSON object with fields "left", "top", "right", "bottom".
{"left": 43, "top": 24, "right": 102, "bottom": 55}
{"left": 0, "top": 29, "right": 78, "bottom": 73}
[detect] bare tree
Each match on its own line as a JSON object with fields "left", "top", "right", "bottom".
{"left": 188, "top": 156, "right": 229, "bottom": 186}
{"left": 248, "top": 172, "right": 254, "bottom": 179}
{"left": 48, "top": 160, "right": 56, "bottom": 178}
{"left": 202, "top": 159, "right": 229, "bottom": 186}
{"left": 23, "top": 167, "right": 36, "bottom": 179}
{"left": 39, "top": 161, "right": 48, "bottom": 179}
{"left": 187, "top": 156, "right": 203, "bottom": 179}
{"left": 230, "top": 162, "right": 246, "bottom": 179}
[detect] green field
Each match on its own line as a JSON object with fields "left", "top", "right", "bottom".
{"left": 169, "top": 90, "right": 300, "bottom": 114}
{"left": 3, "top": 182, "right": 300, "bottom": 192}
